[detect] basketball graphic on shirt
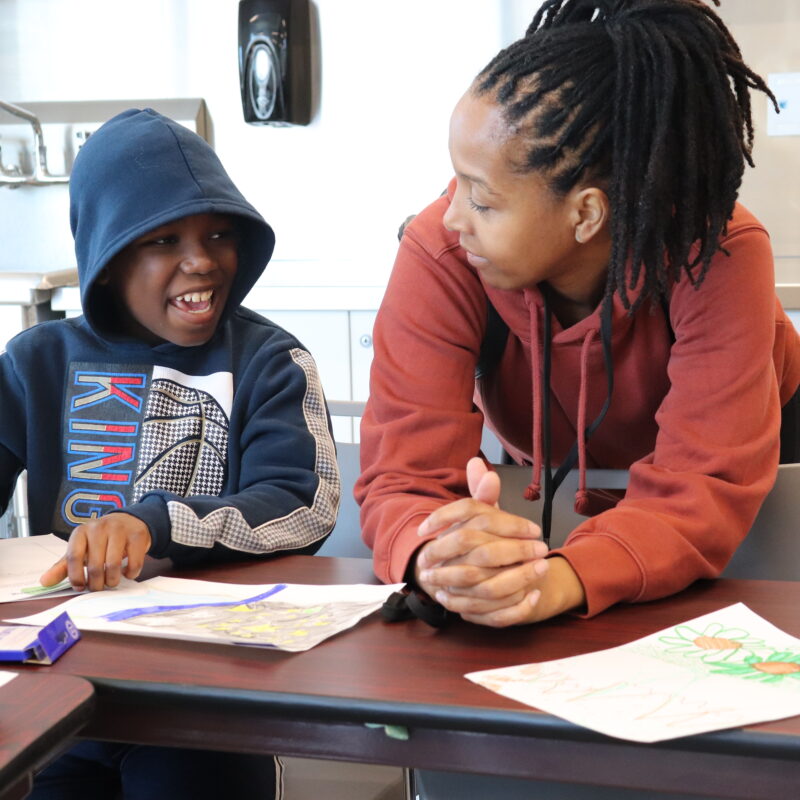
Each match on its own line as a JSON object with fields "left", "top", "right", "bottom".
{"left": 133, "top": 378, "right": 229, "bottom": 500}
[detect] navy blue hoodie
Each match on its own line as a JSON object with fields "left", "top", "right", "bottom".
{"left": 0, "top": 108, "right": 339, "bottom": 561}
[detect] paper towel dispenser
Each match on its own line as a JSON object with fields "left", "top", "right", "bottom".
{"left": 238, "top": 0, "right": 313, "bottom": 126}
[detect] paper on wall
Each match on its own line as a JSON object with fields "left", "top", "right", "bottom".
{"left": 8, "top": 575, "right": 402, "bottom": 652}
{"left": 467, "top": 603, "right": 800, "bottom": 742}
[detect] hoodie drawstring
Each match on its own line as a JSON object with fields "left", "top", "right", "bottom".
{"left": 574, "top": 328, "right": 596, "bottom": 515}
{"left": 537, "top": 290, "right": 615, "bottom": 545}
{"left": 524, "top": 300, "right": 543, "bottom": 502}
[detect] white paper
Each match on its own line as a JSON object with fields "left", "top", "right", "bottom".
{"left": 467, "top": 603, "right": 800, "bottom": 743}
{"left": 0, "top": 670, "right": 16, "bottom": 689}
{"left": 9, "top": 576, "right": 403, "bottom": 652}
{"left": 0, "top": 535, "right": 81, "bottom": 602}
{"left": 0, "top": 534, "right": 137, "bottom": 602}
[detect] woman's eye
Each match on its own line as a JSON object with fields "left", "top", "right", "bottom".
{"left": 468, "top": 197, "right": 490, "bottom": 213}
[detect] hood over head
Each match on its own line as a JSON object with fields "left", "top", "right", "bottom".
{"left": 69, "top": 107, "right": 275, "bottom": 337}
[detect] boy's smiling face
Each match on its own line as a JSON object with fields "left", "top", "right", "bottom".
{"left": 103, "top": 213, "right": 239, "bottom": 347}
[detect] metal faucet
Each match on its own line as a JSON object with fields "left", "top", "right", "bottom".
{"left": 0, "top": 100, "right": 70, "bottom": 187}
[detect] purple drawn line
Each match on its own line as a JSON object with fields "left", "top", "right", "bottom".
{"left": 101, "top": 584, "right": 288, "bottom": 622}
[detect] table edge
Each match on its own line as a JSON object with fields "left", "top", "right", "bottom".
{"left": 86, "top": 675, "right": 800, "bottom": 761}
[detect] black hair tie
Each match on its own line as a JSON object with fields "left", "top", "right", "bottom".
{"left": 381, "top": 589, "right": 451, "bottom": 628}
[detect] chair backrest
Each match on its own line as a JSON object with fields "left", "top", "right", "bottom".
{"left": 0, "top": 472, "right": 29, "bottom": 539}
{"left": 495, "top": 464, "right": 628, "bottom": 548}
{"left": 722, "top": 463, "right": 800, "bottom": 580}
{"left": 316, "top": 401, "right": 372, "bottom": 558}
{"left": 495, "top": 463, "right": 800, "bottom": 580}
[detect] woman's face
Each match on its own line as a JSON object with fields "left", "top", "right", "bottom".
{"left": 443, "top": 90, "right": 607, "bottom": 300}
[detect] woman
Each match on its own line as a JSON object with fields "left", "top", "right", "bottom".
{"left": 355, "top": 0, "right": 800, "bottom": 628}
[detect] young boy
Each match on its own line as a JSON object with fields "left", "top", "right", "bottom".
{"left": 0, "top": 108, "right": 339, "bottom": 797}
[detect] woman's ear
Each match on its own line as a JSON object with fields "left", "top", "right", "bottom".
{"left": 572, "top": 187, "right": 609, "bottom": 244}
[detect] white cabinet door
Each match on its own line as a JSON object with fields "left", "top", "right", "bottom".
{"left": 349, "top": 310, "right": 376, "bottom": 402}
{"left": 348, "top": 310, "right": 377, "bottom": 444}
{"left": 0, "top": 306, "right": 25, "bottom": 352}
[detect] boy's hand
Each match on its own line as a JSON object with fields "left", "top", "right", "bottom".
{"left": 413, "top": 458, "right": 585, "bottom": 626}
{"left": 40, "top": 514, "right": 152, "bottom": 592}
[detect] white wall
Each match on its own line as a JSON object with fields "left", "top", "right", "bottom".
{"left": 5, "top": 0, "right": 793, "bottom": 406}
{"left": 0, "top": 0, "right": 544, "bottom": 288}
{"left": 2, "top": 0, "right": 795, "bottom": 286}
{"left": 0, "top": 0, "right": 545, "bottom": 415}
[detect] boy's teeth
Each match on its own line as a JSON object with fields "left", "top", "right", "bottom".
{"left": 177, "top": 290, "right": 213, "bottom": 303}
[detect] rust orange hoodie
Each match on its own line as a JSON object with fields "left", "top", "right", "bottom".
{"left": 355, "top": 184, "right": 800, "bottom": 616}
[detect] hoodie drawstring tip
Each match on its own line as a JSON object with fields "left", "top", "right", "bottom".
{"left": 524, "top": 484, "right": 541, "bottom": 502}
{"left": 574, "top": 490, "right": 590, "bottom": 515}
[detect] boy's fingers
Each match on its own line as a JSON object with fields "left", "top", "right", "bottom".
{"left": 104, "top": 535, "right": 127, "bottom": 588}
{"left": 39, "top": 558, "right": 68, "bottom": 587}
{"left": 123, "top": 528, "right": 151, "bottom": 580}
{"left": 82, "top": 532, "right": 109, "bottom": 592}
{"left": 56, "top": 516, "right": 153, "bottom": 591}
{"left": 65, "top": 533, "right": 89, "bottom": 590}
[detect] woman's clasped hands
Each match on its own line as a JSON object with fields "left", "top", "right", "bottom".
{"left": 414, "top": 457, "right": 586, "bottom": 626}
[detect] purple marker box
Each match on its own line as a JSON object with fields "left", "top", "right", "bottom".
{"left": 0, "top": 613, "right": 80, "bottom": 664}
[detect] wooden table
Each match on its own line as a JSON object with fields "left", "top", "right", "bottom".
{"left": 0, "top": 672, "right": 94, "bottom": 800}
{"left": 6, "top": 556, "right": 800, "bottom": 799}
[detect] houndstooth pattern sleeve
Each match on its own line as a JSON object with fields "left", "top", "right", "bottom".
{"left": 166, "top": 348, "right": 340, "bottom": 553}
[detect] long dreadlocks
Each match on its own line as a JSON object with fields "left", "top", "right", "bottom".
{"left": 474, "top": 0, "right": 777, "bottom": 311}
